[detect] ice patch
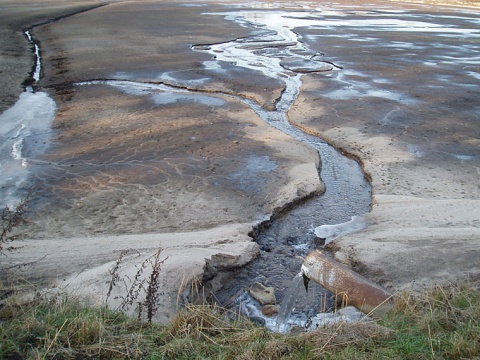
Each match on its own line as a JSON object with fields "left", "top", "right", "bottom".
{"left": 314, "top": 216, "right": 367, "bottom": 244}
{"left": 0, "top": 92, "right": 56, "bottom": 206}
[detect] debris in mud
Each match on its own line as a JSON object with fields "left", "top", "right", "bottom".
{"left": 302, "top": 250, "right": 394, "bottom": 317}
{"left": 280, "top": 57, "right": 334, "bottom": 73}
{"left": 249, "top": 282, "right": 276, "bottom": 305}
{"left": 262, "top": 304, "right": 279, "bottom": 316}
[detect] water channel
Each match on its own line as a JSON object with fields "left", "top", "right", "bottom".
{"left": 0, "top": 31, "right": 56, "bottom": 207}
{"left": 190, "top": 10, "right": 372, "bottom": 330}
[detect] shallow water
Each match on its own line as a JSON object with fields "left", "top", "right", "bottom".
{"left": 0, "top": 32, "right": 55, "bottom": 206}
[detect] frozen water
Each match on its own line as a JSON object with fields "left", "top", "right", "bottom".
{"left": 314, "top": 216, "right": 368, "bottom": 245}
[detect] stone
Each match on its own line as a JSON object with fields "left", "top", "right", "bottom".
{"left": 262, "top": 304, "right": 279, "bottom": 316}
{"left": 249, "top": 282, "right": 276, "bottom": 305}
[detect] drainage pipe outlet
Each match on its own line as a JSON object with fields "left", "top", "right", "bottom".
{"left": 301, "top": 250, "right": 394, "bottom": 317}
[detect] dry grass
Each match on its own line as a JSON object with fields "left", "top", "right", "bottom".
{"left": 0, "top": 292, "right": 156, "bottom": 359}
{"left": 1, "top": 282, "right": 479, "bottom": 359}
{"left": 1, "top": 196, "right": 29, "bottom": 254}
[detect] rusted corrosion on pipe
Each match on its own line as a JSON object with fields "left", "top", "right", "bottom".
{"left": 301, "top": 250, "right": 394, "bottom": 317}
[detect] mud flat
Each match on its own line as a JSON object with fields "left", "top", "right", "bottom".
{"left": 1, "top": 0, "right": 479, "bottom": 324}
{"left": 1, "top": 0, "right": 323, "bottom": 323}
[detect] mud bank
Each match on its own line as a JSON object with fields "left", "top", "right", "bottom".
{"left": 2, "top": 224, "right": 259, "bottom": 324}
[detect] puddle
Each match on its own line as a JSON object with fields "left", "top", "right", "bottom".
{"left": 78, "top": 79, "right": 226, "bottom": 107}
{"left": 0, "top": 32, "right": 56, "bottom": 206}
{"left": 227, "top": 155, "right": 278, "bottom": 194}
{"left": 151, "top": 92, "right": 226, "bottom": 107}
{"left": 322, "top": 71, "right": 419, "bottom": 104}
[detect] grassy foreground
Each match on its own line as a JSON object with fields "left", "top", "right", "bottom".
{"left": 1, "top": 283, "right": 479, "bottom": 359}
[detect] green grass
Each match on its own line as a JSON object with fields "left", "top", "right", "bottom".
{"left": 1, "top": 284, "right": 479, "bottom": 359}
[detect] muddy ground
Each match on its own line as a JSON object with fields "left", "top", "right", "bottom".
{"left": 0, "top": 0, "right": 101, "bottom": 113}
{"left": 1, "top": 0, "right": 479, "bottom": 323}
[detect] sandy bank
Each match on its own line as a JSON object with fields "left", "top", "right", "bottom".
{"left": 3, "top": 223, "right": 259, "bottom": 323}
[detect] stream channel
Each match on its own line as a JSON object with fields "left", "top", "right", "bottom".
{"left": 191, "top": 10, "right": 371, "bottom": 331}
{"left": 0, "top": 9, "right": 371, "bottom": 331}
{"left": 99, "top": 10, "right": 372, "bottom": 331}
{"left": 0, "top": 31, "right": 56, "bottom": 207}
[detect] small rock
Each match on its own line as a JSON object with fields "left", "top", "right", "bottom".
{"left": 290, "top": 326, "right": 306, "bottom": 334}
{"left": 262, "top": 304, "right": 279, "bottom": 316}
{"left": 249, "top": 282, "right": 276, "bottom": 305}
{"left": 250, "top": 316, "right": 266, "bottom": 326}
{"left": 314, "top": 236, "right": 325, "bottom": 248}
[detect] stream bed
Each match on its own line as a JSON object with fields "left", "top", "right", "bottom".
{"left": 80, "top": 10, "right": 372, "bottom": 329}
{"left": 189, "top": 10, "right": 371, "bottom": 330}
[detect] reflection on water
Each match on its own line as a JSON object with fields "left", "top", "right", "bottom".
{"left": 0, "top": 31, "right": 55, "bottom": 206}
{"left": 151, "top": 92, "right": 226, "bottom": 107}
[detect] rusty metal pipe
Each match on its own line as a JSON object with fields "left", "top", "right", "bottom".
{"left": 301, "top": 250, "right": 394, "bottom": 317}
